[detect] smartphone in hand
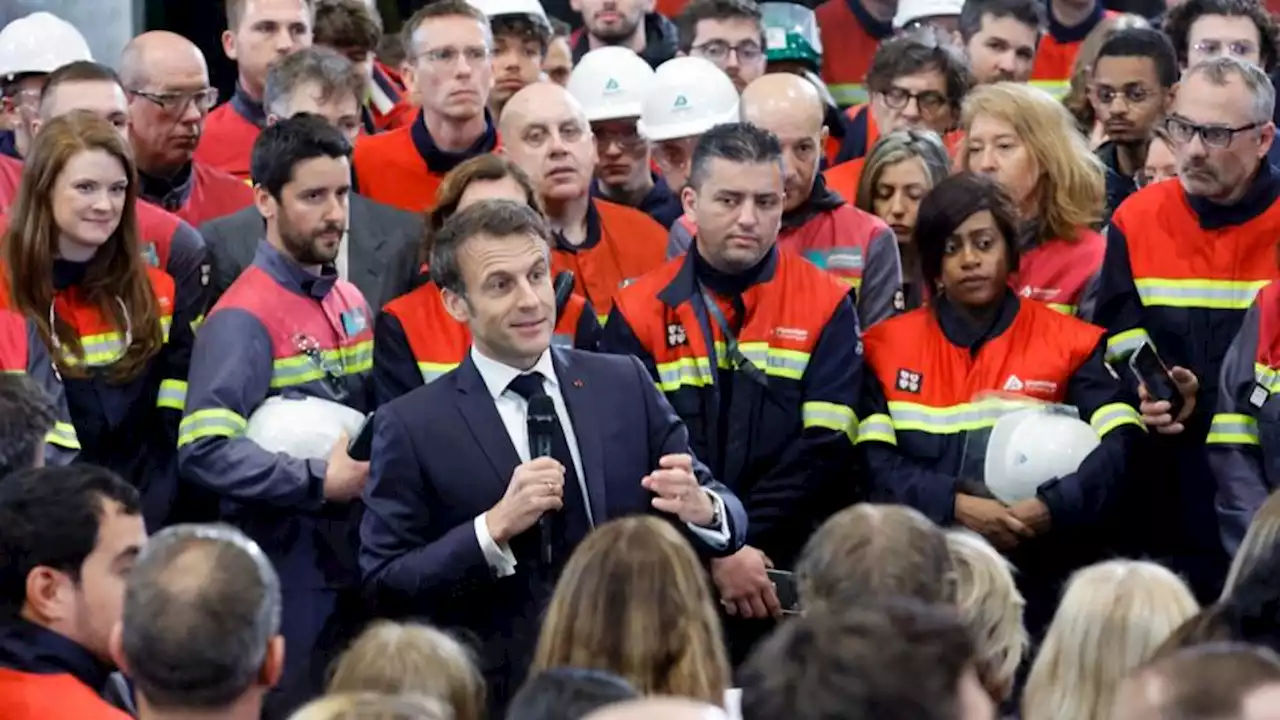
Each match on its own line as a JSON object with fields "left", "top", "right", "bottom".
{"left": 1128, "top": 342, "right": 1184, "bottom": 420}
{"left": 347, "top": 412, "right": 376, "bottom": 462}
{"left": 767, "top": 569, "right": 802, "bottom": 615}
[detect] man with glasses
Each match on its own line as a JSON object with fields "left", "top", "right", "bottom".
{"left": 196, "top": 0, "right": 316, "bottom": 180}
{"left": 674, "top": 0, "right": 767, "bottom": 94}
{"left": 353, "top": 0, "right": 500, "bottom": 212}
{"left": 1089, "top": 28, "right": 1177, "bottom": 219}
{"left": 179, "top": 115, "right": 373, "bottom": 718}
{"left": 823, "top": 30, "right": 972, "bottom": 202}
{"left": 1094, "top": 57, "right": 1280, "bottom": 602}
{"left": 569, "top": 46, "right": 683, "bottom": 228}
{"left": 120, "top": 32, "right": 255, "bottom": 228}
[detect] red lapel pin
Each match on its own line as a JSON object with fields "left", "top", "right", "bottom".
{"left": 573, "top": 379, "right": 584, "bottom": 388}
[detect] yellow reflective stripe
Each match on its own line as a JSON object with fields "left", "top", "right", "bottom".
{"left": 1028, "top": 79, "right": 1069, "bottom": 98}
{"left": 1134, "top": 278, "right": 1268, "bottom": 310}
{"left": 802, "top": 401, "right": 858, "bottom": 441}
{"left": 270, "top": 340, "right": 373, "bottom": 389}
{"left": 156, "top": 379, "right": 187, "bottom": 411}
{"left": 715, "top": 341, "right": 811, "bottom": 380}
{"left": 828, "top": 83, "right": 867, "bottom": 107}
{"left": 1089, "top": 402, "right": 1143, "bottom": 437}
{"left": 1255, "top": 363, "right": 1280, "bottom": 394}
{"left": 1045, "top": 302, "right": 1076, "bottom": 315}
{"left": 655, "top": 356, "right": 715, "bottom": 391}
{"left": 58, "top": 315, "right": 173, "bottom": 367}
{"left": 855, "top": 412, "right": 896, "bottom": 445}
{"left": 45, "top": 421, "right": 80, "bottom": 451}
{"left": 418, "top": 361, "right": 458, "bottom": 385}
{"left": 886, "top": 397, "right": 1039, "bottom": 434}
{"left": 161, "top": 315, "right": 172, "bottom": 342}
{"left": 190, "top": 314, "right": 205, "bottom": 333}
{"left": 178, "top": 408, "right": 248, "bottom": 446}
{"left": 1207, "top": 412, "right": 1261, "bottom": 446}
{"left": 1106, "top": 328, "right": 1150, "bottom": 363}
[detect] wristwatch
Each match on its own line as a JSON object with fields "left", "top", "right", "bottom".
{"left": 700, "top": 489, "right": 722, "bottom": 529}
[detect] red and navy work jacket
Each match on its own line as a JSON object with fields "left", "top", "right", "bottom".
{"left": 603, "top": 247, "right": 861, "bottom": 564}
{"left": 363, "top": 61, "right": 418, "bottom": 133}
{"left": 1094, "top": 164, "right": 1280, "bottom": 578}
{"left": 139, "top": 161, "right": 255, "bottom": 228}
{"left": 192, "top": 85, "right": 264, "bottom": 180}
{"left": 0, "top": 261, "right": 190, "bottom": 528}
{"left": 178, "top": 240, "right": 373, "bottom": 590}
{"left": 1030, "top": 4, "right": 1116, "bottom": 98}
{"left": 373, "top": 280, "right": 602, "bottom": 406}
{"left": 858, "top": 291, "right": 1142, "bottom": 529}
{"left": 0, "top": 618, "right": 132, "bottom": 720}
{"left": 552, "top": 199, "right": 668, "bottom": 321}
{"left": 0, "top": 308, "right": 79, "bottom": 463}
{"left": 353, "top": 109, "right": 500, "bottom": 213}
{"left": 666, "top": 179, "right": 903, "bottom": 329}
{"left": 1014, "top": 228, "right": 1105, "bottom": 317}
{"left": 1207, "top": 281, "right": 1280, "bottom": 555}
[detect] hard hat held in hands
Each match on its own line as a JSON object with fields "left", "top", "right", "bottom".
{"left": 568, "top": 47, "right": 656, "bottom": 123}
{"left": 638, "top": 56, "right": 740, "bottom": 143}
{"left": 245, "top": 395, "right": 367, "bottom": 461}
{"left": 982, "top": 404, "right": 1100, "bottom": 504}
{"left": 0, "top": 12, "right": 93, "bottom": 80}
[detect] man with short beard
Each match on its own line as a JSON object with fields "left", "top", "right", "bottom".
{"left": 178, "top": 114, "right": 372, "bottom": 717}
{"left": 569, "top": 0, "right": 678, "bottom": 68}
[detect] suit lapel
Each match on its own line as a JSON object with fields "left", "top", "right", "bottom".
{"left": 348, "top": 196, "right": 387, "bottom": 300}
{"left": 455, "top": 355, "right": 522, "bottom": 492}
{"left": 553, "top": 348, "right": 607, "bottom": 524}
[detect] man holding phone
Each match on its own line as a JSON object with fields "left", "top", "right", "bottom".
{"left": 1093, "top": 56, "right": 1280, "bottom": 601}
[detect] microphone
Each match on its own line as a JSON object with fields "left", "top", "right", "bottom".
{"left": 526, "top": 394, "right": 558, "bottom": 565}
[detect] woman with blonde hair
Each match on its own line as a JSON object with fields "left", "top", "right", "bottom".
{"left": 373, "top": 153, "right": 600, "bottom": 406}
{"left": 1223, "top": 490, "right": 1280, "bottom": 597}
{"left": 1022, "top": 560, "right": 1199, "bottom": 720}
{"left": 854, "top": 130, "right": 952, "bottom": 311}
{"left": 946, "top": 530, "right": 1027, "bottom": 704}
{"left": 961, "top": 82, "right": 1107, "bottom": 317}
{"left": 1062, "top": 13, "right": 1152, "bottom": 142}
{"left": 327, "top": 621, "right": 485, "bottom": 720}
{"left": 0, "top": 109, "right": 194, "bottom": 524}
{"left": 531, "top": 516, "right": 730, "bottom": 706}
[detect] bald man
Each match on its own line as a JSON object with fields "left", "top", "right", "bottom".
{"left": 585, "top": 698, "right": 731, "bottom": 720}
{"left": 121, "top": 32, "right": 254, "bottom": 226}
{"left": 669, "top": 73, "right": 903, "bottom": 328}
{"left": 499, "top": 82, "right": 669, "bottom": 317}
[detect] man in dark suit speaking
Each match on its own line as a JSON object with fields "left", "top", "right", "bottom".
{"left": 360, "top": 200, "right": 746, "bottom": 708}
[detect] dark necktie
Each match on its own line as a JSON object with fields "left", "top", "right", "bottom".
{"left": 505, "top": 372, "right": 590, "bottom": 564}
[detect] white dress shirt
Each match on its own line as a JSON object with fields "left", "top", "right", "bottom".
{"left": 469, "top": 346, "right": 730, "bottom": 576}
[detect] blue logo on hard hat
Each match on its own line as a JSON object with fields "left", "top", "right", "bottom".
{"left": 604, "top": 77, "right": 620, "bottom": 92}
{"left": 673, "top": 94, "right": 689, "bottom": 108}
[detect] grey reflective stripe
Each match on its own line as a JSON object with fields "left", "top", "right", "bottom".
{"left": 802, "top": 405, "right": 854, "bottom": 428}
{"left": 177, "top": 413, "right": 246, "bottom": 438}
{"left": 734, "top": 347, "right": 809, "bottom": 376}
{"left": 1135, "top": 282, "right": 1264, "bottom": 307}
{"left": 855, "top": 415, "right": 896, "bottom": 443}
{"left": 657, "top": 360, "right": 713, "bottom": 388}
{"left": 1210, "top": 417, "right": 1259, "bottom": 438}
{"left": 887, "top": 402, "right": 1012, "bottom": 432}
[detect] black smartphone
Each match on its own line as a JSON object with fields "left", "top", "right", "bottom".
{"left": 347, "top": 412, "right": 376, "bottom": 462}
{"left": 1129, "top": 342, "right": 1184, "bottom": 420}
{"left": 767, "top": 569, "right": 801, "bottom": 615}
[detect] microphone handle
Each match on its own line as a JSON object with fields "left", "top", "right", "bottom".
{"left": 531, "top": 433, "right": 554, "bottom": 565}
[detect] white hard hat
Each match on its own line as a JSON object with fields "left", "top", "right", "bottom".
{"left": 638, "top": 56, "right": 740, "bottom": 142}
{"left": 245, "top": 395, "right": 367, "bottom": 461}
{"left": 467, "top": 0, "right": 550, "bottom": 27}
{"left": 893, "top": 0, "right": 963, "bottom": 29}
{"left": 983, "top": 409, "right": 1100, "bottom": 503}
{"left": 0, "top": 12, "right": 93, "bottom": 81}
{"left": 567, "top": 47, "right": 655, "bottom": 123}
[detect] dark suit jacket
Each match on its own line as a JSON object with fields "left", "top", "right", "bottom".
{"left": 359, "top": 347, "right": 746, "bottom": 706}
{"left": 198, "top": 193, "right": 422, "bottom": 311}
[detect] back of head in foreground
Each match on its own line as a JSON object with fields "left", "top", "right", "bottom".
{"left": 289, "top": 692, "right": 455, "bottom": 720}
{"left": 506, "top": 667, "right": 639, "bottom": 720}
{"left": 582, "top": 697, "right": 730, "bottom": 720}
{"left": 1112, "top": 643, "right": 1280, "bottom": 720}
{"left": 739, "top": 598, "right": 989, "bottom": 720}
{"left": 112, "top": 523, "right": 284, "bottom": 714}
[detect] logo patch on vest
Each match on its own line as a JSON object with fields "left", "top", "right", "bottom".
{"left": 340, "top": 308, "right": 368, "bottom": 337}
{"left": 1251, "top": 384, "right": 1270, "bottom": 408}
{"left": 1019, "top": 285, "right": 1062, "bottom": 301}
{"left": 1004, "top": 374, "right": 1059, "bottom": 396}
{"left": 893, "top": 289, "right": 906, "bottom": 311}
{"left": 666, "top": 323, "right": 688, "bottom": 348}
{"left": 774, "top": 326, "right": 809, "bottom": 343}
{"left": 1003, "top": 375, "right": 1025, "bottom": 392}
{"left": 141, "top": 242, "right": 160, "bottom": 268}
{"left": 896, "top": 369, "right": 922, "bottom": 393}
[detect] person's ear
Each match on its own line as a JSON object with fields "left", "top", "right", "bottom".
{"left": 108, "top": 622, "right": 131, "bottom": 675}
{"left": 680, "top": 185, "right": 698, "bottom": 217}
{"left": 24, "top": 566, "right": 72, "bottom": 625}
{"left": 222, "top": 29, "right": 239, "bottom": 62}
{"left": 442, "top": 286, "right": 471, "bottom": 323}
{"left": 266, "top": 113, "right": 281, "bottom": 127}
{"left": 253, "top": 186, "right": 278, "bottom": 222}
{"left": 260, "top": 635, "right": 286, "bottom": 688}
